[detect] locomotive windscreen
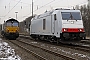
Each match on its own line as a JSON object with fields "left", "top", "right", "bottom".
{"left": 61, "top": 12, "right": 81, "bottom": 20}
{"left": 6, "top": 21, "right": 19, "bottom": 27}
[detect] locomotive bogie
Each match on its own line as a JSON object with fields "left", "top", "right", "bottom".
{"left": 4, "top": 32, "right": 19, "bottom": 40}
{"left": 30, "top": 34, "right": 59, "bottom": 43}
{"left": 61, "top": 32, "right": 85, "bottom": 40}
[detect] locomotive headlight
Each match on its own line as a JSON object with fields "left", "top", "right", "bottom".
{"left": 6, "top": 30, "right": 9, "bottom": 32}
{"left": 16, "top": 30, "right": 18, "bottom": 32}
{"left": 6, "top": 28, "right": 9, "bottom": 32}
{"left": 64, "top": 29, "right": 67, "bottom": 31}
{"left": 79, "top": 29, "right": 82, "bottom": 31}
{"left": 62, "top": 28, "right": 67, "bottom": 32}
{"left": 79, "top": 28, "right": 84, "bottom": 32}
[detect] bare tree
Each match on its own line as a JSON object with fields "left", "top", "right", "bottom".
{"left": 79, "top": 5, "right": 90, "bottom": 36}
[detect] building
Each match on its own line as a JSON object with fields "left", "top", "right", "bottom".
{"left": 19, "top": 16, "right": 33, "bottom": 33}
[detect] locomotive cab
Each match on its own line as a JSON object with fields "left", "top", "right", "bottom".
{"left": 60, "top": 10, "right": 86, "bottom": 40}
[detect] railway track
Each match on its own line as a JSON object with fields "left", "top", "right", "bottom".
{"left": 9, "top": 39, "right": 75, "bottom": 60}
{"left": 9, "top": 40, "right": 48, "bottom": 60}
{"left": 58, "top": 40, "right": 90, "bottom": 53}
{"left": 60, "top": 42, "right": 90, "bottom": 53}
{"left": 20, "top": 35, "right": 90, "bottom": 53}
{"left": 19, "top": 35, "right": 90, "bottom": 60}
{"left": 1, "top": 36, "right": 88, "bottom": 60}
{"left": 80, "top": 40, "right": 90, "bottom": 44}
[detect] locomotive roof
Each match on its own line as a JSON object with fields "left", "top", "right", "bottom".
{"left": 33, "top": 9, "right": 80, "bottom": 19}
{"left": 6, "top": 18, "right": 19, "bottom": 22}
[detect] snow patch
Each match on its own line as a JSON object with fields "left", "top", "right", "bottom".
{"left": 0, "top": 40, "right": 21, "bottom": 60}
{"left": 82, "top": 45, "right": 90, "bottom": 46}
{"left": 31, "top": 42, "right": 37, "bottom": 44}
{"left": 0, "top": 38, "right": 2, "bottom": 40}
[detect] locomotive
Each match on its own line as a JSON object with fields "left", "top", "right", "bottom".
{"left": 30, "top": 9, "right": 86, "bottom": 43}
{"left": 1, "top": 18, "right": 19, "bottom": 40}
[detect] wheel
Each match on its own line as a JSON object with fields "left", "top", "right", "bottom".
{"left": 61, "top": 36, "right": 65, "bottom": 41}
{"left": 84, "top": 37, "right": 86, "bottom": 40}
{"left": 56, "top": 39, "right": 60, "bottom": 44}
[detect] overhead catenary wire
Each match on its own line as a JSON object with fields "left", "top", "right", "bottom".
{"left": 12, "top": 0, "right": 38, "bottom": 6}
{"left": 3, "top": 0, "right": 87, "bottom": 21}
{"left": 35, "top": 0, "right": 55, "bottom": 11}
{"left": 23, "top": 0, "right": 56, "bottom": 18}
{"left": 4, "top": 0, "right": 21, "bottom": 18}
{"left": 1, "top": 0, "right": 12, "bottom": 17}
{"left": 13, "top": 0, "right": 87, "bottom": 20}
{"left": 13, "top": 0, "right": 30, "bottom": 5}
{"left": 5, "top": 0, "right": 12, "bottom": 8}
{"left": 34, "top": 0, "right": 87, "bottom": 13}
{"left": 3, "top": 0, "right": 38, "bottom": 19}
{"left": 67, "top": 1, "right": 87, "bottom": 9}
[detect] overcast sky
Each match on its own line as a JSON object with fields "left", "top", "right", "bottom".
{"left": 0, "top": 0, "right": 88, "bottom": 24}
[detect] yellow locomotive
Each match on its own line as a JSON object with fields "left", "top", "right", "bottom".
{"left": 1, "top": 18, "right": 19, "bottom": 39}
